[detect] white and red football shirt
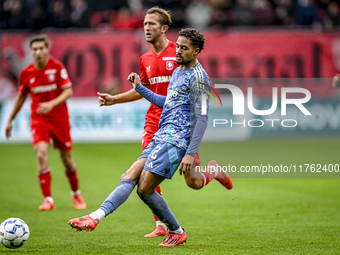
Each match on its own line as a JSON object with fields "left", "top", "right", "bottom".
{"left": 140, "top": 41, "right": 179, "bottom": 134}
{"left": 19, "top": 57, "right": 72, "bottom": 125}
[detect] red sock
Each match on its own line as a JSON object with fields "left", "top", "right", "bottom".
{"left": 200, "top": 171, "right": 214, "bottom": 187}
{"left": 155, "top": 185, "right": 162, "bottom": 196}
{"left": 38, "top": 167, "right": 51, "bottom": 197}
{"left": 65, "top": 165, "right": 79, "bottom": 193}
{"left": 153, "top": 185, "right": 162, "bottom": 221}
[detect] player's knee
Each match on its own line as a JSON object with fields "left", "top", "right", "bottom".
{"left": 64, "top": 163, "right": 74, "bottom": 172}
{"left": 120, "top": 168, "right": 140, "bottom": 182}
{"left": 59, "top": 151, "right": 73, "bottom": 171}
{"left": 184, "top": 171, "right": 202, "bottom": 190}
{"left": 36, "top": 150, "right": 48, "bottom": 165}
{"left": 120, "top": 171, "right": 129, "bottom": 180}
{"left": 136, "top": 186, "right": 145, "bottom": 198}
{"left": 186, "top": 179, "right": 203, "bottom": 190}
{"left": 61, "top": 158, "right": 73, "bottom": 171}
{"left": 120, "top": 172, "right": 136, "bottom": 182}
{"left": 136, "top": 185, "right": 151, "bottom": 198}
{"left": 120, "top": 172, "right": 126, "bottom": 180}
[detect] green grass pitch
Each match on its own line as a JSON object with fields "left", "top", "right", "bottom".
{"left": 0, "top": 138, "right": 339, "bottom": 254}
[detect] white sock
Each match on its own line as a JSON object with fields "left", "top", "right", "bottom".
{"left": 70, "top": 190, "right": 81, "bottom": 196}
{"left": 170, "top": 227, "right": 183, "bottom": 234}
{"left": 89, "top": 209, "right": 106, "bottom": 221}
{"left": 44, "top": 196, "right": 54, "bottom": 203}
{"left": 156, "top": 221, "right": 168, "bottom": 230}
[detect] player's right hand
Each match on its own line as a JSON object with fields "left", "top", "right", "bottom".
{"left": 127, "top": 72, "right": 141, "bottom": 89}
{"left": 179, "top": 155, "right": 194, "bottom": 175}
{"left": 97, "top": 92, "right": 116, "bottom": 106}
{"left": 5, "top": 121, "right": 12, "bottom": 139}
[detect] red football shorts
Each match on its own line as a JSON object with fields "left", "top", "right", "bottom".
{"left": 142, "top": 130, "right": 200, "bottom": 167}
{"left": 142, "top": 130, "right": 154, "bottom": 150}
{"left": 31, "top": 121, "right": 72, "bottom": 151}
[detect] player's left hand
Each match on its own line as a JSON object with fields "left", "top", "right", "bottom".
{"left": 37, "top": 102, "right": 54, "bottom": 115}
{"left": 179, "top": 155, "right": 194, "bottom": 175}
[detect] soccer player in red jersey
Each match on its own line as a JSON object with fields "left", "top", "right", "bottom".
{"left": 5, "top": 34, "right": 86, "bottom": 211}
{"left": 97, "top": 7, "right": 233, "bottom": 237}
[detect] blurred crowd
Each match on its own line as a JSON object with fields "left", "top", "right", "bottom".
{"left": 0, "top": 0, "right": 339, "bottom": 31}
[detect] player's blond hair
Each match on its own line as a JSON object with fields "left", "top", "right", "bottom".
{"left": 29, "top": 34, "right": 49, "bottom": 48}
{"left": 145, "top": 6, "right": 172, "bottom": 27}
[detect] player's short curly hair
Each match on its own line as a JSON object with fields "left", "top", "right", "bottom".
{"left": 30, "top": 34, "right": 49, "bottom": 48}
{"left": 146, "top": 6, "right": 172, "bottom": 27}
{"left": 179, "top": 28, "right": 205, "bottom": 53}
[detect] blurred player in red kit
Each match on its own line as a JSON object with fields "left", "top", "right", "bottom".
{"left": 97, "top": 7, "right": 233, "bottom": 237}
{"left": 5, "top": 34, "right": 86, "bottom": 211}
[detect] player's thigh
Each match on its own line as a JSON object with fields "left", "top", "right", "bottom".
{"left": 123, "top": 140, "right": 157, "bottom": 181}
{"left": 137, "top": 169, "right": 165, "bottom": 198}
{"left": 184, "top": 166, "right": 202, "bottom": 180}
{"left": 33, "top": 141, "right": 49, "bottom": 155}
{"left": 121, "top": 158, "right": 147, "bottom": 183}
{"left": 187, "top": 151, "right": 203, "bottom": 179}
{"left": 50, "top": 124, "right": 72, "bottom": 151}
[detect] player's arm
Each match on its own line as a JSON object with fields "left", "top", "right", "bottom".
{"left": 127, "top": 72, "right": 166, "bottom": 109}
{"left": 36, "top": 87, "right": 72, "bottom": 115}
{"left": 332, "top": 73, "right": 340, "bottom": 87}
{"left": 179, "top": 79, "right": 210, "bottom": 174}
{"left": 5, "top": 93, "right": 28, "bottom": 139}
{"left": 97, "top": 84, "right": 151, "bottom": 107}
{"left": 179, "top": 115, "right": 208, "bottom": 174}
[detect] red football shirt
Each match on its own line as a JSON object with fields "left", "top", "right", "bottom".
{"left": 140, "top": 41, "right": 179, "bottom": 134}
{"left": 19, "top": 57, "right": 72, "bottom": 125}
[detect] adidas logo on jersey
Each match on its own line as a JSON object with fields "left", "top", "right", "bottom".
{"left": 147, "top": 162, "right": 153, "bottom": 168}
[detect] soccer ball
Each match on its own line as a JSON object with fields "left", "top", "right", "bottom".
{"left": 0, "top": 218, "right": 29, "bottom": 249}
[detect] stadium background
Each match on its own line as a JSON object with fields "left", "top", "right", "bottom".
{"left": 1, "top": 0, "right": 340, "bottom": 143}
{"left": 0, "top": 0, "right": 339, "bottom": 254}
